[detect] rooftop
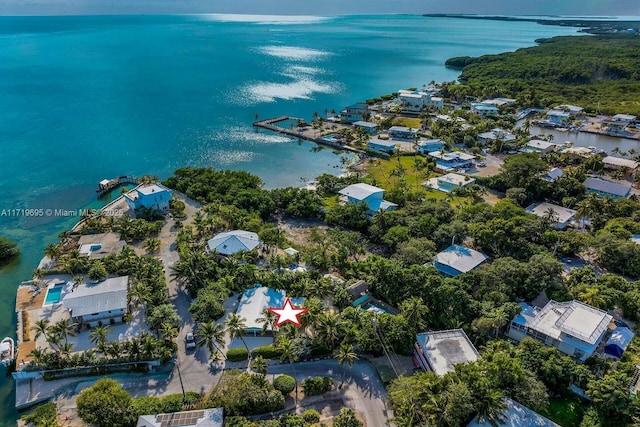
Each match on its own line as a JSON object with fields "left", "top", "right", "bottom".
{"left": 137, "top": 408, "right": 223, "bottom": 427}
{"left": 352, "top": 120, "right": 377, "bottom": 128}
{"left": 612, "top": 114, "right": 636, "bottom": 122}
{"left": 471, "top": 102, "right": 499, "bottom": 111}
{"left": 236, "top": 286, "right": 304, "bottom": 332}
{"left": 418, "top": 139, "right": 444, "bottom": 146}
{"left": 481, "top": 98, "right": 516, "bottom": 106}
{"left": 207, "top": 230, "right": 260, "bottom": 255}
{"left": 527, "top": 139, "right": 557, "bottom": 150}
{"left": 368, "top": 139, "right": 397, "bottom": 148}
{"left": 466, "top": 398, "right": 559, "bottom": 427}
{"left": 525, "top": 202, "right": 576, "bottom": 224}
{"left": 427, "top": 151, "right": 476, "bottom": 162}
{"left": 62, "top": 276, "right": 129, "bottom": 318}
{"left": 544, "top": 167, "right": 564, "bottom": 182}
{"left": 437, "top": 173, "right": 475, "bottom": 187}
{"left": 435, "top": 244, "right": 487, "bottom": 274}
{"left": 137, "top": 183, "right": 172, "bottom": 196}
{"left": 416, "top": 329, "right": 480, "bottom": 376}
{"left": 388, "top": 126, "right": 415, "bottom": 133}
{"left": 602, "top": 156, "right": 639, "bottom": 169}
{"left": 515, "top": 300, "right": 612, "bottom": 345}
{"left": 584, "top": 177, "right": 631, "bottom": 197}
{"left": 338, "top": 183, "right": 384, "bottom": 201}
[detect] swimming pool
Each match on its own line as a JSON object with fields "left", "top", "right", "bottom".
{"left": 44, "top": 285, "right": 63, "bottom": 305}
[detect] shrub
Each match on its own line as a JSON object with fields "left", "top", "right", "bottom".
{"left": 227, "top": 348, "right": 249, "bottom": 362}
{"left": 251, "top": 345, "right": 283, "bottom": 359}
{"left": 303, "top": 409, "right": 321, "bottom": 424}
{"left": 21, "top": 402, "right": 57, "bottom": 425}
{"left": 301, "top": 376, "right": 333, "bottom": 396}
{"left": 273, "top": 375, "right": 296, "bottom": 395}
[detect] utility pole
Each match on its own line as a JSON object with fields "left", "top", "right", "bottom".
{"left": 175, "top": 353, "right": 186, "bottom": 404}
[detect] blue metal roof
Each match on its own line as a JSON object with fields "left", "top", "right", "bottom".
{"left": 605, "top": 326, "right": 634, "bottom": 358}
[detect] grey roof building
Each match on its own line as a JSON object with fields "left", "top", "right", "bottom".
{"left": 467, "top": 398, "right": 559, "bottom": 427}
{"left": 137, "top": 408, "right": 223, "bottom": 427}
{"left": 62, "top": 276, "right": 129, "bottom": 326}
{"left": 432, "top": 244, "right": 488, "bottom": 277}
{"left": 584, "top": 177, "right": 631, "bottom": 199}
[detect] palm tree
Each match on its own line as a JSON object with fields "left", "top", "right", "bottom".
{"left": 31, "top": 319, "right": 51, "bottom": 342}
{"left": 72, "top": 274, "right": 84, "bottom": 291}
{"left": 59, "top": 342, "right": 74, "bottom": 359}
{"left": 316, "top": 312, "right": 345, "bottom": 349}
{"left": 159, "top": 322, "right": 178, "bottom": 342}
{"left": 256, "top": 308, "right": 277, "bottom": 336}
{"left": 475, "top": 389, "right": 507, "bottom": 425}
{"left": 250, "top": 355, "right": 268, "bottom": 376}
{"left": 89, "top": 325, "right": 112, "bottom": 348}
{"left": 28, "top": 347, "right": 48, "bottom": 366}
{"left": 334, "top": 343, "right": 358, "bottom": 388}
{"left": 53, "top": 318, "right": 78, "bottom": 344}
{"left": 195, "top": 321, "right": 227, "bottom": 362}
{"left": 226, "top": 314, "right": 250, "bottom": 363}
{"left": 399, "top": 297, "right": 429, "bottom": 331}
{"left": 579, "top": 287, "right": 606, "bottom": 308}
{"left": 44, "top": 243, "right": 63, "bottom": 261}
{"left": 143, "top": 237, "right": 161, "bottom": 254}
{"left": 278, "top": 336, "right": 301, "bottom": 406}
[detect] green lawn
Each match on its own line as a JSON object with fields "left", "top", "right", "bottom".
{"left": 542, "top": 396, "right": 587, "bottom": 427}
{"left": 394, "top": 117, "right": 422, "bottom": 129}
{"left": 366, "top": 156, "right": 466, "bottom": 205}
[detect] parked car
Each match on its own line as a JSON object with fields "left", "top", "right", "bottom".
{"left": 185, "top": 332, "right": 196, "bottom": 350}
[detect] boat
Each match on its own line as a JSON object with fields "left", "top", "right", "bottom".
{"left": 0, "top": 337, "right": 15, "bottom": 366}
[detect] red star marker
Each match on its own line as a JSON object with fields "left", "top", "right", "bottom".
{"left": 268, "top": 298, "right": 308, "bottom": 327}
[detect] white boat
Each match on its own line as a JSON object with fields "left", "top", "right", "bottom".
{"left": 0, "top": 337, "right": 15, "bottom": 366}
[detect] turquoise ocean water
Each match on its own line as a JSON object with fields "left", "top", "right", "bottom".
{"left": 0, "top": 14, "right": 578, "bottom": 424}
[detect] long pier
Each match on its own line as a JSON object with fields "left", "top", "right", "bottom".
{"left": 253, "top": 116, "right": 365, "bottom": 155}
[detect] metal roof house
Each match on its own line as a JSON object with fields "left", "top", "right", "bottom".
{"left": 544, "top": 167, "right": 564, "bottom": 182}
{"left": 432, "top": 244, "right": 488, "bottom": 277}
{"left": 62, "top": 276, "right": 129, "bottom": 328}
{"left": 525, "top": 202, "right": 576, "bottom": 230}
{"left": 525, "top": 139, "right": 558, "bottom": 154}
{"left": 602, "top": 156, "right": 639, "bottom": 173}
{"left": 414, "top": 329, "right": 480, "bottom": 376}
{"left": 338, "top": 183, "right": 397, "bottom": 216}
{"left": 471, "top": 103, "right": 499, "bottom": 117}
{"left": 137, "top": 408, "right": 223, "bottom": 427}
{"left": 124, "top": 183, "right": 172, "bottom": 213}
{"left": 207, "top": 230, "right": 261, "bottom": 256}
{"left": 353, "top": 120, "right": 379, "bottom": 135}
{"left": 466, "top": 398, "right": 559, "bottom": 427}
{"left": 424, "top": 173, "right": 476, "bottom": 193}
{"left": 235, "top": 286, "right": 304, "bottom": 334}
{"left": 507, "top": 300, "right": 613, "bottom": 361}
{"left": 367, "top": 138, "right": 397, "bottom": 153}
{"left": 388, "top": 126, "right": 417, "bottom": 140}
{"left": 584, "top": 177, "right": 631, "bottom": 200}
{"left": 427, "top": 151, "right": 476, "bottom": 172}
{"left": 416, "top": 139, "right": 445, "bottom": 154}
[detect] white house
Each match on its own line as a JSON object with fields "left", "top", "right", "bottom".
{"left": 544, "top": 167, "right": 564, "bottom": 182}
{"left": 235, "top": 286, "right": 304, "bottom": 335}
{"left": 367, "top": 139, "right": 397, "bottom": 153}
{"left": 525, "top": 202, "right": 577, "bottom": 230}
{"left": 388, "top": 126, "right": 417, "bottom": 140}
{"left": 611, "top": 114, "right": 636, "bottom": 125}
{"left": 353, "top": 120, "right": 378, "bottom": 135}
{"left": 207, "top": 230, "right": 261, "bottom": 255}
{"left": 62, "top": 276, "right": 129, "bottom": 328}
{"left": 432, "top": 244, "right": 488, "bottom": 277}
{"left": 340, "top": 103, "right": 369, "bottom": 123}
{"left": 414, "top": 329, "right": 480, "bottom": 376}
{"left": 477, "top": 128, "right": 516, "bottom": 145}
{"left": 427, "top": 151, "right": 476, "bottom": 172}
{"left": 124, "top": 183, "right": 172, "bottom": 213}
{"left": 602, "top": 156, "right": 639, "bottom": 175}
{"left": 424, "top": 173, "right": 476, "bottom": 193}
{"left": 525, "top": 139, "right": 558, "bottom": 154}
{"left": 480, "top": 98, "right": 516, "bottom": 107}
{"left": 338, "top": 183, "right": 397, "bottom": 215}
{"left": 398, "top": 89, "right": 444, "bottom": 112}
{"left": 507, "top": 300, "right": 613, "bottom": 361}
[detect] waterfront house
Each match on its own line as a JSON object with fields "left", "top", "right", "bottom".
{"left": 477, "top": 128, "right": 516, "bottom": 145}
{"left": 137, "top": 408, "right": 223, "bottom": 427}
{"left": 602, "top": 156, "right": 639, "bottom": 175}
{"left": 417, "top": 139, "right": 445, "bottom": 154}
{"left": 207, "top": 230, "right": 260, "bottom": 256}
{"left": 525, "top": 202, "right": 576, "bottom": 230}
{"left": 367, "top": 138, "right": 397, "bottom": 153}
{"left": 388, "top": 126, "right": 417, "bottom": 140}
{"left": 414, "top": 329, "right": 480, "bottom": 376}
{"left": 544, "top": 167, "right": 564, "bottom": 182}
{"left": 583, "top": 177, "right": 631, "bottom": 199}
{"left": 507, "top": 300, "right": 612, "bottom": 361}
{"left": 432, "top": 244, "right": 488, "bottom": 277}
{"left": 525, "top": 139, "right": 558, "bottom": 154}
{"left": 470, "top": 103, "right": 499, "bottom": 117}
{"left": 236, "top": 286, "right": 304, "bottom": 335}
{"left": 77, "top": 232, "right": 126, "bottom": 259}
{"left": 546, "top": 109, "right": 571, "bottom": 125}
{"left": 427, "top": 151, "right": 476, "bottom": 172}
{"left": 340, "top": 103, "right": 369, "bottom": 123}
{"left": 562, "top": 146, "right": 595, "bottom": 158}
{"left": 611, "top": 114, "right": 636, "bottom": 125}
{"left": 338, "top": 183, "right": 397, "bottom": 215}
{"left": 62, "top": 276, "right": 129, "bottom": 328}
{"left": 467, "top": 398, "right": 559, "bottom": 427}
{"left": 124, "top": 183, "right": 172, "bottom": 213}
{"left": 424, "top": 173, "right": 476, "bottom": 193}
{"left": 397, "top": 89, "right": 444, "bottom": 112}
{"left": 353, "top": 120, "right": 378, "bottom": 135}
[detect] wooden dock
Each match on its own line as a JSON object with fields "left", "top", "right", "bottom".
{"left": 253, "top": 116, "right": 365, "bottom": 155}
{"left": 96, "top": 176, "right": 139, "bottom": 198}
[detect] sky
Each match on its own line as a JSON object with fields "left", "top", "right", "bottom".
{"left": 0, "top": 0, "right": 639, "bottom": 16}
